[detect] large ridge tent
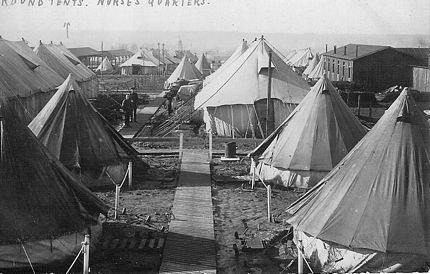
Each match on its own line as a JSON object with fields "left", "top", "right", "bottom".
{"left": 286, "top": 90, "right": 430, "bottom": 273}
{"left": 302, "top": 53, "right": 320, "bottom": 77}
{"left": 165, "top": 56, "right": 203, "bottom": 87}
{"left": 0, "top": 100, "right": 108, "bottom": 269}
{"left": 195, "top": 53, "right": 211, "bottom": 77}
{"left": 194, "top": 37, "right": 310, "bottom": 138}
{"left": 96, "top": 56, "right": 114, "bottom": 73}
{"left": 249, "top": 75, "right": 367, "bottom": 188}
{"left": 287, "top": 48, "right": 314, "bottom": 68}
{"left": 307, "top": 55, "right": 326, "bottom": 80}
{"left": 119, "top": 48, "right": 159, "bottom": 75}
{"left": 204, "top": 39, "right": 249, "bottom": 86}
{"left": 0, "top": 38, "right": 64, "bottom": 121}
{"left": 28, "top": 75, "right": 147, "bottom": 189}
{"left": 34, "top": 42, "right": 98, "bottom": 98}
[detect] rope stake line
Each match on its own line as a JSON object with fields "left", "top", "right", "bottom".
{"left": 18, "top": 239, "right": 36, "bottom": 274}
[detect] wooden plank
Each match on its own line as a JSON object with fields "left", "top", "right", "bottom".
{"left": 159, "top": 150, "right": 216, "bottom": 274}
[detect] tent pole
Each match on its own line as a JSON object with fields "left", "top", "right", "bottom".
{"left": 251, "top": 158, "right": 256, "bottom": 189}
{"left": 83, "top": 234, "right": 90, "bottom": 274}
{"left": 265, "top": 50, "right": 274, "bottom": 137}
{"left": 114, "top": 185, "right": 120, "bottom": 219}
{"left": 231, "top": 105, "right": 235, "bottom": 139}
{"left": 128, "top": 161, "right": 133, "bottom": 188}
{"left": 179, "top": 132, "right": 184, "bottom": 159}
{"left": 298, "top": 243, "right": 304, "bottom": 274}
{"left": 208, "top": 130, "right": 213, "bottom": 159}
{"left": 101, "top": 41, "right": 103, "bottom": 80}
{"left": 267, "top": 185, "right": 272, "bottom": 222}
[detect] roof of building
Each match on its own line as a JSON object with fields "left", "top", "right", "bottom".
{"left": 68, "top": 47, "right": 100, "bottom": 58}
{"left": 395, "top": 48, "right": 430, "bottom": 62}
{"left": 322, "top": 44, "right": 390, "bottom": 60}
{"left": 105, "top": 49, "right": 134, "bottom": 57}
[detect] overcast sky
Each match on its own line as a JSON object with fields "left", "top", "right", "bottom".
{"left": 0, "top": 0, "right": 428, "bottom": 50}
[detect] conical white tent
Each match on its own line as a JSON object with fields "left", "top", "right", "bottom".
{"left": 286, "top": 90, "right": 430, "bottom": 273}
{"left": 96, "top": 57, "right": 113, "bottom": 73}
{"left": 287, "top": 48, "right": 313, "bottom": 68}
{"left": 307, "top": 56, "right": 325, "bottom": 80}
{"left": 302, "top": 53, "right": 320, "bottom": 77}
{"left": 249, "top": 75, "right": 367, "bottom": 188}
{"left": 165, "top": 56, "right": 203, "bottom": 87}
{"left": 195, "top": 53, "right": 211, "bottom": 77}
{"left": 204, "top": 39, "right": 249, "bottom": 86}
{"left": 194, "top": 37, "right": 310, "bottom": 138}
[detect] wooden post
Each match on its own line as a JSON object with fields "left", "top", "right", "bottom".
{"left": 128, "top": 161, "right": 133, "bottom": 188}
{"left": 114, "top": 185, "right": 120, "bottom": 219}
{"left": 100, "top": 41, "right": 103, "bottom": 81}
{"left": 83, "top": 234, "right": 90, "bottom": 274}
{"left": 298, "top": 244, "right": 304, "bottom": 274}
{"left": 346, "top": 92, "right": 350, "bottom": 106}
{"left": 208, "top": 130, "right": 213, "bottom": 159}
{"left": 357, "top": 94, "right": 361, "bottom": 116}
{"left": 251, "top": 159, "right": 256, "bottom": 190}
{"left": 179, "top": 132, "right": 184, "bottom": 157}
{"left": 267, "top": 185, "right": 272, "bottom": 222}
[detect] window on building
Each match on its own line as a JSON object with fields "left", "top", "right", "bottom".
{"left": 342, "top": 61, "right": 345, "bottom": 76}
{"left": 332, "top": 61, "right": 335, "bottom": 72}
{"left": 337, "top": 60, "right": 340, "bottom": 74}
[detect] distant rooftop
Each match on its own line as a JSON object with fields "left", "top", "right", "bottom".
{"left": 100, "top": 49, "right": 134, "bottom": 58}
{"left": 68, "top": 47, "right": 100, "bottom": 58}
{"left": 322, "top": 44, "right": 389, "bottom": 60}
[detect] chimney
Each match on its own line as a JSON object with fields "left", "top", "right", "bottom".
{"left": 334, "top": 45, "right": 337, "bottom": 54}
{"left": 39, "top": 40, "right": 42, "bottom": 45}
{"left": 344, "top": 46, "right": 347, "bottom": 55}
{"left": 325, "top": 44, "right": 328, "bottom": 53}
{"left": 356, "top": 45, "right": 358, "bottom": 57}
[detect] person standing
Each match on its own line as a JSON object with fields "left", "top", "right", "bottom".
{"left": 122, "top": 94, "right": 133, "bottom": 127}
{"left": 130, "top": 88, "right": 139, "bottom": 122}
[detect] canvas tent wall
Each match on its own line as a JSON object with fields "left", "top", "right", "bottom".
{"left": 165, "top": 56, "right": 203, "bottom": 87}
{"left": 194, "top": 37, "right": 310, "bottom": 138}
{"left": 286, "top": 90, "right": 430, "bottom": 273}
{"left": 0, "top": 39, "right": 64, "bottom": 122}
{"left": 28, "top": 75, "right": 147, "bottom": 189}
{"left": 119, "top": 49, "right": 159, "bottom": 75}
{"left": 287, "top": 48, "right": 313, "bottom": 68}
{"left": 34, "top": 42, "right": 98, "bottom": 98}
{"left": 302, "top": 53, "right": 320, "bottom": 77}
{"left": 204, "top": 39, "right": 249, "bottom": 86}
{"left": 195, "top": 53, "right": 211, "bottom": 77}
{"left": 249, "top": 76, "right": 366, "bottom": 188}
{"left": 96, "top": 56, "right": 114, "bottom": 73}
{"left": 0, "top": 99, "right": 108, "bottom": 269}
{"left": 307, "top": 55, "right": 326, "bottom": 80}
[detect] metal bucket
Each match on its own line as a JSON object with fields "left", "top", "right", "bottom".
{"left": 224, "top": 142, "right": 237, "bottom": 158}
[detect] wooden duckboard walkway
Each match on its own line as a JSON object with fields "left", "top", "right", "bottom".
{"left": 159, "top": 150, "right": 216, "bottom": 274}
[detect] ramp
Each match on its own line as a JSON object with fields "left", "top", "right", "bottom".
{"left": 159, "top": 150, "right": 216, "bottom": 273}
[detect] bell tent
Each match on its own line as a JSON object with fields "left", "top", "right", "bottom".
{"left": 286, "top": 89, "right": 430, "bottom": 273}
{"left": 0, "top": 38, "right": 64, "bottom": 121}
{"left": 0, "top": 100, "right": 108, "bottom": 269}
{"left": 195, "top": 53, "right": 211, "bottom": 77}
{"left": 307, "top": 55, "right": 326, "bottom": 80}
{"left": 302, "top": 53, "right": 320, "bottom": 77}
{"left": 165, "top": 56, "right": 203, "bottom": 88}
{"left": 249, "top": 75, "right": 367, "bottom": 188}
{"left": 96, "top": 56, "right": 114, "bottom": 73}
{"left": 194, "top": 37, "right": 310, "bottom": 138}
{"left": 28, "top": 75, "right": 147, "bottom": 189}
{"left": 287, "top": 48, "right": 314, "bottom": 68}
{"left": 34, "top": 41, "right": 98, "bottom": 98}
